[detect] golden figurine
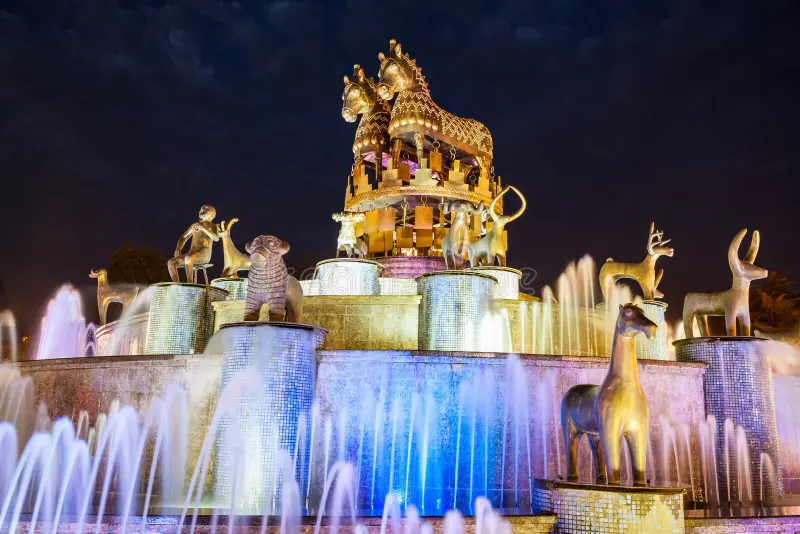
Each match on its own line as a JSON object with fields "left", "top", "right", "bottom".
{"left": 244, "top": 235, "right": 303, "bottom": 322}
{"left": 377, "top": 39, "right": 493, "bottom": 173}
{"left": 468, "top": 185, "right": 526, "bottom": 267}
{"left": 333, "top": 212, "right": 367, "bottom": 258}
{"left": 89, "top": 269, "right": 140, "bottom": 325}
{"left": 342, "top": 64, "right": 391, "bottom": 182}
{"left": 683, "top": 229, "right": 767, "bottom": 337}
{"left": 561, "top": 303, "right": 657, "bottom": 485}
{"left": 218, "top": 218, "right": 251, "bottom": 278}
{"left": 599, "top": 223, "right": 674, "bottom": 301}
{"left": 442, "top": 199, "right": 485, "bottom": 270}
{"left": 168, "top": 205, "right": 220, "bottom": 284}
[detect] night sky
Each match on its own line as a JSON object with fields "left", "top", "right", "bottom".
{"left": 1, "top": 1, "right": 798, "bottom": 336}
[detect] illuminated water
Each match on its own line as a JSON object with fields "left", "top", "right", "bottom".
{"left": 35, "top": 284, "right": 93, "bottom": 360}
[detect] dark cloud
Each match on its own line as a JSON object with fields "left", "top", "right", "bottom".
{"left": 0, "top": 0, "right": 798, "bottom": 334}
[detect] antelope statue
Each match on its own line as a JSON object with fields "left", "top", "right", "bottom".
{"left": 599, "top": 222, "right": 674, "bottom": 301}
{"left": 442, "top": 199, "right": 485, "bottom": 270}
{"left": 342, "top": 64, "right": 391, "bottom": 182}
{"left": 561, "top": 303, "right": 657, "bottom": 485}
{"left": 683, "top": 228, "right": 767, "bottom": 337}
{"left": 218, "top": 218, "right": 251, "bottom": 278}
{"left": 89, "top": 269, "right": 140, "bottom": 325}
{"left": 468, "top": 185, "right": 526, "bottom": 267}
{"left": 376, "top": 39, "right": 493, "bottom": 173}
{"left": 333, "top": 212, "right": 367, "bottom": 258}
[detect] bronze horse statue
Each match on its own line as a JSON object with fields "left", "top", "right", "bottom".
{"left": 342, "top": 64, "right": 391, "bottom": 183}
{"left": 561, "top": 303, "right": 657, "bottom": 485}
{"left": 376, "top": 39, "right": 493, "bottom": 174}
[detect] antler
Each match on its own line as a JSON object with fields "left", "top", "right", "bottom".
{"left": 505, "top": 185, "right": 526, "bottom": 223}
{"left": 744, "top": 229, "right": 760, "bottom": 264}
{"left": 486, "top": 187, "right": 506, "bottom": 222}
{"left": 728, "top": 228, "right": 749, "bottom": 275}
{"left": 647, "top": 222, "right": 666, "bottom": 254}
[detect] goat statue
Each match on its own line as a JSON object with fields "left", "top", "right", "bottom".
{"left": 561, "top": 303, "right": 657, "bottom": 485}
{"left": 218, "top": 218, "right": 251, "bottom": 278}
{"left": 441, "top": 199, "right": 484, "bottom": 270}
{"left": 599, "top": 222, "right": 674, "bottom": 301}
{"left": 683, "top": 228, "right": 767, "bottom": 337}
{"left": 468, "top": 185, "right": 526, "bottom": 267}
{"left": 89, "top": 269, "right": 140, "bottom": 325}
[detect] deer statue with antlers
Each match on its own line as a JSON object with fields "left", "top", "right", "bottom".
{"left": 683, "top": 228, "right": 767, "bottom": 337}
{"left": 468, "top": 185, "right": 526, "bottom": 267}
{"left": 599, "top": 222, "right": 674, "bottom": 301}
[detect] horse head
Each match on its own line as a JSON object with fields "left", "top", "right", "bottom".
{"left": 617, "top": 303, "right": 657, "bottom": 339}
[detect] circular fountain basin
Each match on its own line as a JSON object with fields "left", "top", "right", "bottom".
{"left": 315, "top": 258, "right": 384, "bottom": 296}
{"left": 469, "top": 266, "right": 522, "bottom": 300}
{"left": 416, "top": 270, "right": 498, "bottom": 351}
{"left": 144, "top": 282, "right": 228, "bottom": 355}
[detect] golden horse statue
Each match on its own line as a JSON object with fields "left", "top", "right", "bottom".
{"left": 342, "top": 64, "right": 391, "bottom": 182}
{"left": 376, "top": 39, "right": 493, "bottom": 173}
{"left": 561, "top": 303, "right": 657, "bottom": 485}
{"left": 599, "top": 222, "right": 674, "bottom": 301}
{"left": 468, "top": 185, "right": 526, "bottom": 267}
{"left": 683, "top": 229, "right": 767, "bottom": 337}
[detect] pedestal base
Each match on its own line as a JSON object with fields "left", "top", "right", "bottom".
{"left": 533, "top": 479, "right": 686, "bottom": 533}
{"left": 637, "top": 300, "right": 668, "bottom": 360}
{"left": 211, "top": 321, "right": 326, "bottom": 513}
{"left": 315, "top": 258, "right": 383, "bottom": 296}
{"left": 144, "top": 282, "right": 228, "bottom": 355}
{"left": 675, "top": 336, "right": 783, "bottom": 502}
{"left": 416, "top": 271, "right": 498, "bottom": 351}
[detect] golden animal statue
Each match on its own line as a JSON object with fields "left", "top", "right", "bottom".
{"left": 333, "top": 212, "right": 367, "bottom": 258}
{"left": 89, "top": 269, "right": 140, "bottom": 325}
{"left": 561, "top": 303, "right": 657, "bottom": 485}
{"left": 442, "top": 199, "right": 485, "bottom": 270}
{"left": 168, "top": 205, "right": 220, "bottom": 284}
{"left": 683, "top": 228, "right": 767, "bottom": 337}
{"left": 377, "top": 39, "right": 493, "bottom": 172}
{"left": 342, "top": 64, "right": 391, "bottom": 181}
{"left": 599, "top": 223, "right": 674, "bottom": 301}
{"left": 218, "top": 218, "right": 251, "bottom": 278}
{"left": 244, "top": 235, "right": 303, "bottom": 322}
{"left": 468, "top": 185, "right": 526, "bottom": 267}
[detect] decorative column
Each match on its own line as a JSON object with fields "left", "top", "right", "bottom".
{"left": 636, "top": 301, "right": 668, "bottom": 360}
{"left": 211, "top": 277, "right": 248, "bottom": 300}
{"left": 315, "top": 258, "right": 383, "bottom": 295}
{"left": 144, "top": 282, "right": 228, "bottom": 355}
{"left": 416, "top": 271, "right": 497, "bottom": 351}
{"left": 675, "top": 336, "right": 782, "bottom": 502}
{"left": 212, "top": 321, "right": 325, "bottom": 513}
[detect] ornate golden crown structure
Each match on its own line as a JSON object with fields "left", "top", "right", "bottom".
{"left": 340, "top": 40, "right": 516, "bottom": 260}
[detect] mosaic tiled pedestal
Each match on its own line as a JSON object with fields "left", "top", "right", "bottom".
{"left": 533, "top": 479, "right": 686, "bottom": 533}
{"left": 211, "top": 277, "right": 248, "bottom": 300}
{"left": 637, "top": 300, "right": 668, "bottom": 360}
{"left": 212, "top": 322, "right": 325, "bottom": 513}
{"left": 469, "top": 266, "right": 522, "bottom": 300}
{"left": 416, "top": 271, "right": 497, "bottom": 351}
{"left": 316, "top": 258, "right": 383, "bottom": 295}
{"left": 675, "top": 336, "right": 783, "bottom": 502}
{"left": 144, "top": 282, "right": 228, "bottom": 355}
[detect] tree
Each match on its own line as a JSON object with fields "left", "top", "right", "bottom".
{"left": 106, "top": 243, "right": 169, "bottom": 285}
{"left": 751, "top": 271, "right": 800, "bottom": 333}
